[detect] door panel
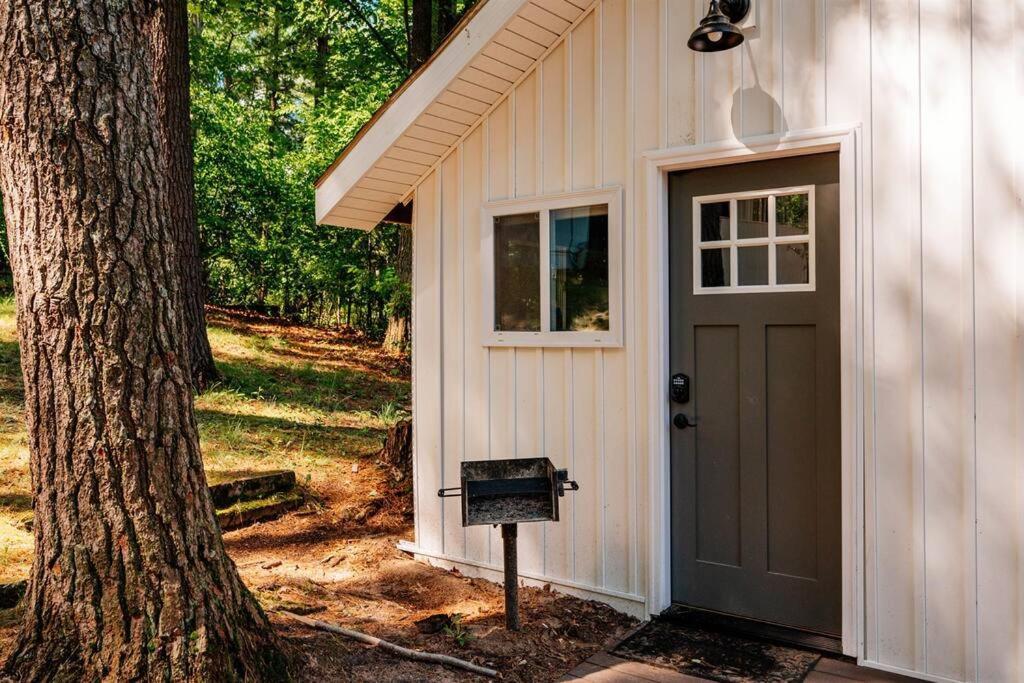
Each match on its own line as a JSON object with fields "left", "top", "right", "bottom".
{"left": 693, "top": 325, "right": 741, "bottom": 567}
{"left": 766, "top": 324, "right": 818, "bottom": 580}
{"left": 669, "top": 153, "right": 841, "bottom": 636}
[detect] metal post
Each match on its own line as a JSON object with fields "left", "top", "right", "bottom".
{"left": 501, "top": 523, "right": 519, "bottom": 631}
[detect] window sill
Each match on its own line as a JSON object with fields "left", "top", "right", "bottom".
{"left": 483, "top": 331, "right": 623, "bottom": 349}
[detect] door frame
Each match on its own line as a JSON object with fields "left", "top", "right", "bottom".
{"left": 641, "top": 125, "right": 864, "bottom": 658}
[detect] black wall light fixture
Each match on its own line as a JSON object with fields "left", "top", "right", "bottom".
{"left": 687, "top": 0, "right": 750, "bottom": 53}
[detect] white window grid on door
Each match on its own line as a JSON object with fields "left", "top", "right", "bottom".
{"left": 692, "top": 185, "right": 816, "bottom": 294}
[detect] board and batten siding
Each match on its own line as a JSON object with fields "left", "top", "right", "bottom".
{"left": 410, "top": 1, "right": 1023, "bottom": 680}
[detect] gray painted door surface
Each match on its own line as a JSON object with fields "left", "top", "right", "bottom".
{"left": 669, "top": 153, "right": 841, "bottom": 636}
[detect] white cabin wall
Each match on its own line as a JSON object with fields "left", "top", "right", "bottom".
{"left": 411, "top": 1, "right": 1024, "bottom": 675}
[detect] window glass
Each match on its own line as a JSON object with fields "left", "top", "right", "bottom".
{"left": 737, "top": 197, "right": 769, "bottom": 239}
{"left": 494, "top": 212, "right": 540, "bottom": 331}
{"left": 776, "top": 194, "right": 809, "bottom": 236}
{"left": 550, "top": 205, "right": 610, "bottom": 331}
{"left": 700, "top": 248, "right": 731, "bottom": 288}
{"left": 695, "top": 189, "right": 813, "bottom": 292}
{"left": 738, "top": 246, "right": 769, "bottom": 286}
{"left": 700, "top": 201, "right": 730, "bottom": 241}
{"left": 776, "top": 243, "right": 810, "bottom": 284}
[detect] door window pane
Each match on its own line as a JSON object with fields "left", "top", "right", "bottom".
{"left": 737, "top": 197, "right": 769, "bottom": 239}
{"left": 776, "top": 194, "right": 809, "bottom": 236}
{"left": 738, "top": 246, "right": 769, "bottom": 286}
{"left": 494, "top": 212, "right": 540, "bottom": 331}
{"left": 550, "top": 205, "right": 610, "bottom": 331}
{"left": 700, "top": 201, "right": 731, "bottom": 241}
{"left": 776, "top": 243, "right": 810, "bottom": 284}
{"left": 700, "top": 248, "right": 731, "bottom": 288}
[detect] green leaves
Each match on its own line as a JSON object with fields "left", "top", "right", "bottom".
{"left": 189, "top": 0, "right": 408, "bottom": 334}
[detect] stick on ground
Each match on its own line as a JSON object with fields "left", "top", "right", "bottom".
{"left": 278, "top": 610, "right": 498, "bottom": 678}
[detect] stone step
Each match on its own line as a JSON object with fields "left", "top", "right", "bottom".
{"left": 17, "top": 470, "right": 300, "bottom": 533}
{"left": 217, "top": 490, "right": 305, "bottom": 531}
{"left": 208, "top": 470, "right": 297, "bottom": 508}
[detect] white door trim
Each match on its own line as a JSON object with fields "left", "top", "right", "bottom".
{"left": 640, "top": 124, "right": 865, "bottom": 658}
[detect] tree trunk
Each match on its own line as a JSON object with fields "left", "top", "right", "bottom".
{"left": 0, "top": 1, "right": 286, "bottom": 680}
{"left": 379, "top": 420, "right": 413, "bottom": 483}
{"left": 383, "top": 225, "right": 412, "bottom": 355}
{"left": 153, "top": 0, "right": 220, "bottom": 393}
{"left": 438, "top": 0, "right": 458, "bottom": 40}
{"left": 314, "top": 34, "right": 330, "bottom": 107}
{"left": 409, "top": 0, "right": 433, "bottom": 68}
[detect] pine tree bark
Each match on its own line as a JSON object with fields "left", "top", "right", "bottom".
{"left": 0, "top": 0, "right": 286, "bottom": 680}
{"left": 153, "top": 0, "right": 220, "bottom": 393}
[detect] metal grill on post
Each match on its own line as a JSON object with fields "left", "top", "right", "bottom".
{"left": 438, "top": 457, "right": 579, "bottom": 631}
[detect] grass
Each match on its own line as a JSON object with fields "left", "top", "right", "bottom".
{"left": 0, "top": 299, "right": 410, "bottom": 583}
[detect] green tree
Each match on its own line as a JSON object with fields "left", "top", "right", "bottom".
{"left": 188, "top": 0, "right": 477, "bottom": 339}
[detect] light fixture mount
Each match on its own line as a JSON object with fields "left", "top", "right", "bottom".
{"left": 718, "top": 0, "right": 751, "bottom": 24}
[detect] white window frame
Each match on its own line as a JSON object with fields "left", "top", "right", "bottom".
{"left": 692, "top": 185, "right": 816, "bottom": 294}
{"left": 481, "top": 186, "right": 623, "bottom": 348}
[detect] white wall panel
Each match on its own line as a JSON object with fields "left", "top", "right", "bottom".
{"left": 869, "top": 0, "right": 924, "bottom": 670}
{"left": 412, "top": 171, "right": 442, "bottom": 556}
{"left": 460, "top": 127, "right": 491, "bottom": 566}
{"left": 972, "top": 1, "right": 1023, "bottom": 680}
{"left": 919, "top": 2, "right": 972, "bottom": 679}
{"left": 441, "top": 152, "right": 465, "bottom": 559}
{"left": 408, "top": 2, "right": 1024, "bottom": 675}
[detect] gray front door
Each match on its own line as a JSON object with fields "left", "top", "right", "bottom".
{"left": 669, "top": 153, "right": 841, "bottom": 636}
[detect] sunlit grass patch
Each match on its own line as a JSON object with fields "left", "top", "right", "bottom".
{"left": 0, "top": 300, "right": 411, "bottom": 583}
{"left": 0, "top": 519, "right": 32, "bottom": 584}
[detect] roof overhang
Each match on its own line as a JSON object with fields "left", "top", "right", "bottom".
{"left": 315, "top": 0, "right": 592, "bottom": 230}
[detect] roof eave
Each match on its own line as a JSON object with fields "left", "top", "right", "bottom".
{"left": 314, "top": 0, "right": 530, "bottom": 227}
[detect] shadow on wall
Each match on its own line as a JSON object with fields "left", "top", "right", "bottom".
{"left": 730, "top": 40, "right": 786, "bottom": 144}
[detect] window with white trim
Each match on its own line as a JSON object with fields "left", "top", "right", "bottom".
{"left": 693, "top": 186, "right": 815, "bottom": 294}
{"left": 483, "top": 187, "right": 622, "bottom": 347}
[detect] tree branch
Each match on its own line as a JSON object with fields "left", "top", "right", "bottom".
{"left": 279, "top": 611, "right": 498, "bottom": 678}
{"left": 341, "top": 0, "right": 408, "bottom": 72}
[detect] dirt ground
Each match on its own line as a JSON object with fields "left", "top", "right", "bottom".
{"left": 0, "top": 308, "right": 637, "bottom": 681}
{"left": 232, "top": 473, "right": 635, "bottom": 681}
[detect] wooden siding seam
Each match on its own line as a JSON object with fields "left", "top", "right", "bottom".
{"left": 564, "top": 29, "right": 573, "bottom": 190}
{"left": 627, "top": 0, "right": 638, "bottom": 598}
{"left": 437, "top": 166, "right": 446, "bottom": 556}
{"left": 915, "top": 2, "right": 928, "bottom": 672}
{"left": 459, "top": 141, "right": 468, "bottom": 556}
{"left": 485, "top": 116, "right": 492, "bottom": 565}
{"left": 597, "top": 0, "right": 604, "bottom": 189}
{"left": 568, "top": 27, "right": 575, "bottom": 190}
{"left": 570, "top": 349, "right": 577, "bottom": 581}
{"left": 599, "top": 350, "right": 607, "bottom": 588}
{"left": 658, "top": 0, "right": 667, "bottom": 149}
{"left": 411, "top": 184, "right": 421, "bottom": 549}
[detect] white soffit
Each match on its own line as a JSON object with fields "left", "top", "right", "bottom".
{"left": 315, "top": 0, "right": 591, "bottom": 230}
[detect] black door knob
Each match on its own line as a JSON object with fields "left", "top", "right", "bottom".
{"left": 673, "top": 414, "right": 696, "bottom": 430}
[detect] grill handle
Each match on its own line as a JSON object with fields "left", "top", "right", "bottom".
{"left": 557, "top": 480, "right": 579, "bottom": 496}
{"left": 555, "top": 468, "right": 580, "bottom": 496}
{"left": 437, "top": 486, "right": 462, "bottom": 498}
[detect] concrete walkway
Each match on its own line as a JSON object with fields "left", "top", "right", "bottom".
{"left": 560, "top": 651, "right": 918, "bottom": 682}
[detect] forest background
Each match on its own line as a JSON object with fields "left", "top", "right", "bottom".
{"left": 0, "top": 0, "right": 476, "bottom": 341}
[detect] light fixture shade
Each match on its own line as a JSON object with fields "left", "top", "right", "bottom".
{"left": 687, "top": 0, "right": 748, "bottom": 53}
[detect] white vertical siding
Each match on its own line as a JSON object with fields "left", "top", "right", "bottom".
{"left": 410, "top": 1, "right": 1024, "bottom": 677}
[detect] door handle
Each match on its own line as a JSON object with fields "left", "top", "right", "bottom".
{"left": 673, "top": 414, "right": 696, "bottom": 430}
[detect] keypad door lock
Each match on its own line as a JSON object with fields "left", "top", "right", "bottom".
{"left": 671, "top": 373, "right": 690, "bottom": 404}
